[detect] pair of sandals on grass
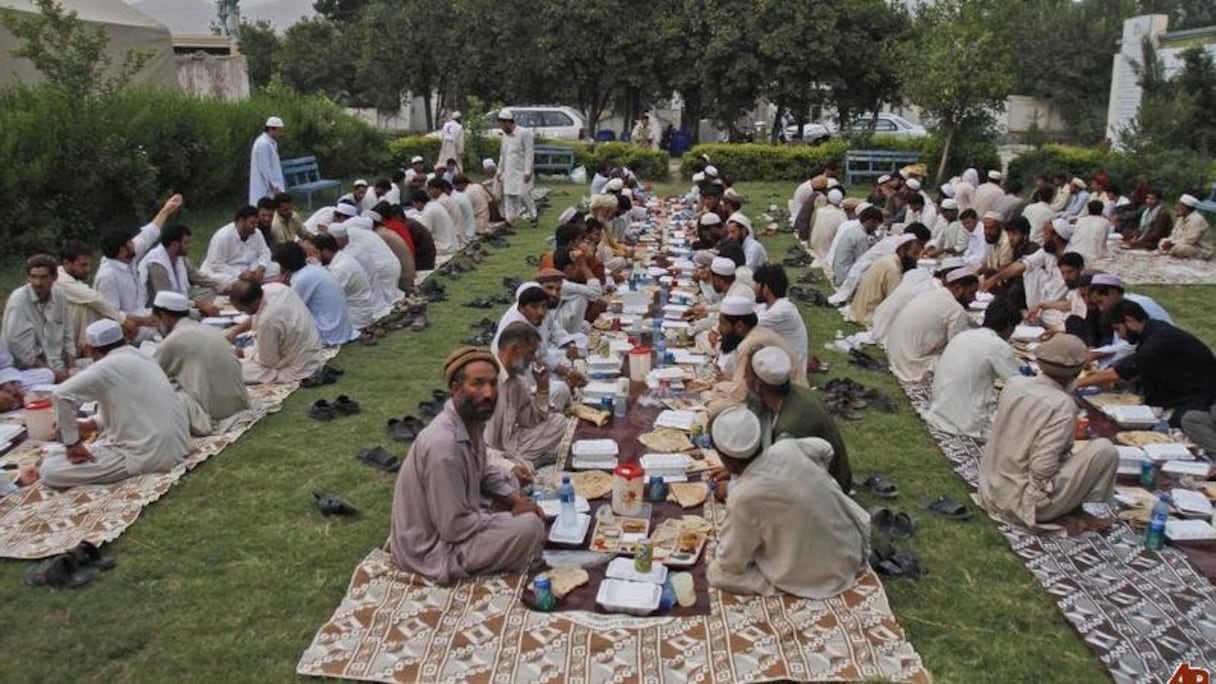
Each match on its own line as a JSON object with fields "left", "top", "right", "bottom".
{"left": 25, "top": 542, "right": 114, "bottom": 589}
{"left": 857, "top": 474, "right": 972, "bottom": 580}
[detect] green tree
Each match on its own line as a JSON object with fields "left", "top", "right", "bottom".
{"left": 695, "top": 0, "right": 765, "bottom": 139}
{"left": 1138, "top": 0, "right": 1216, "bottom": 30}
{"left": 237, "top": 18, "right": 279, "bottom": 90}
{"left": 312, "top": 0, "right": 370, "bottom": 24}
{"left": 1, "top": 0, "right": 151, "bottom": 100}
{"left": 753, "top": 0, "right": 837, "bottom": 142}
{"left": 819, "top": 0, "right": 911, "bottom": 140}
{"left": 901, "top": 0, "right": 1014, "bottom": 181}
{"left": 277, "top": 18, "right": 353, "bottom": 99}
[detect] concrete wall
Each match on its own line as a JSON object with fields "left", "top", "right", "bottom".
{"left": 175, "top": 53, "right": 250, "bottom": 101}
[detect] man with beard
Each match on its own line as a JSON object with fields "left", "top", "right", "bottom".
{"left": 983, "top": 218, "right": 1080, "bottom": 331}
{"left": 846, "top": 233, "right": 924, "bottom": 327}
{"left": 978, "top": 211, "right": 1013, "bottom": 276}
{"left": 139, "top": 224, "right": 225, "bottom": 316}
{"left": 150, "top": 291, "right": 249, "bottom": 435}
{"left": 884, "top": 269, "right": 979, "bottom": 382}
{"left": 693, "top": 212, "right": 724, "bottom": 250}
{"left": 255, "top": 197, "right": 277, "bottom": 248}
{"left": 492, "top": 279, "right": 587, "bottom": 410}
{"left": 389, "top": 347, "right": 545, "bottom": 585}
{"left": 1078, "top": 301, "right": 1216, "bottom": 453}
{"left": 752, "top": 264, "right": 807, "bottom": 369}
{"left": 978, "top": 334, "right": 1117, "bottom": 530}
{"left": 704, "top": 296, "right": 807, "bottom": 417}
{"left": 872, "top": 257, "right": 967, "bottom": 346}
{"left": 832, "top": 221, "right": 931, "bottom": 310}
{"left": 1124, "top": 189, "right": 1171, "bottom": 250}
{"left": 485, "top": 322, "right": 568, "bottom": 484}
{"left": 201, "top": 205, "right": 272, "bottom": 289}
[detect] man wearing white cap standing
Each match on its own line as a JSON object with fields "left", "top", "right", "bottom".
{"left": 978, "top": 334, "right": 1117, "bottom": 530}
{"left": 707, "top": 404, "right": 869, "bottom": 599}
{"left": 439, "top": 111, "right": 464, "bottom": 172}
{"left": 43, "top": 319, "right": 190, "bottom": 488}
{"left": 249, "top": 116, "right": 286, "bottom": 205}
{"left": 151, "top": 291, "right": 250, "bottom": 436}
{"left": 496, "top": 109, "right": 536, "bottom": 223}
{"left": 1160, "top": 193, "right": 1212, "bottom": 260}
{"left": 884, "top": 269, "right": 978, "bottom": 382}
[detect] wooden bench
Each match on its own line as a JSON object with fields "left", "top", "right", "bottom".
{"left": 282, "top": 156, "right": 341, "bottom": 209}
{"left": 845, "top": 149, "right": 921, "bottom": 187}
{"left": 533, "top": 145, "right": 577, "bottom": 175}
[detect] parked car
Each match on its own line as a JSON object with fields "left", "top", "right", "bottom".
{"left": 783, "top": 121, "right": 834, "bottom": 144}
{"left": 427, "top": 105, "right": 586, "bottom": 141}
{"left": 784, "top": 112, "right": 928, "bottom": 143}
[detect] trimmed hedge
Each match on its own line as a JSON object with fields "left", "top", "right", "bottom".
{"left": 680, "top": 136, "right": 1001, "bottom": 186}
{"left": 387, "top": 137, "right": 669, "bottom": 181}
{"left": 1007, "top": 144, "right": 1213, "bottom": 201}
{"left": 0, "top": 86, "right": 387, "bottom": 252}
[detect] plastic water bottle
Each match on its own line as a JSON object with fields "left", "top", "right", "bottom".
{"left": 659, "top": 283, "right": 670, "bottom": 307}
{"left": 558, "top": 475, "right": 577, "bottom": 533}
{"left": 656, "top": 334, "right": 667, "bottom": 368}
{"left": 614, "top": 393, "right": 626, "bottom": 419}
{"left": 1144, "top": 493, "right": 1170, "bottom": 550}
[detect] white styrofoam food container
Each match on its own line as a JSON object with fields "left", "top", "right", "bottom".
{"left": 538, "top": 497, "right": 590, "bottom": 519}
{"left": 1103, "top": 405, "right": 1158, "bottom": 429}
{"left": 595, "top": 578, "right": 662, "bottom": 615}
{"left": 571, "top": 439, "right": 619, "bottom": 458}
{"left": 548, "top": 513, "right": 592, "bottom": 544}
{"left": 606, "top": 557, "right": 668, "bottom": 584}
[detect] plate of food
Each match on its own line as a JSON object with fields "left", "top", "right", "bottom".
{"left": 589, "top": 512, "right": 651, "bottom": 554}
{"left": 650, "top": 515, "right": 711, "bottom": 567}
{"left": 569, "top": 470, "right": 613, "bottom": 499}
{"left": 1115, "top": 431, "right": 1176, "bottom": 447}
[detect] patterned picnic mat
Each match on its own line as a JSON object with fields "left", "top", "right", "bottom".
{"left": 901, "top": 379, "right": 1216, "bottom": 683}
{"left": 0, "top": 347, "right": 340, "bottom": 560}
{"left": 297, "top": 544, "right": 931, "bottom": 684}
{"left": 1090, "top": 249, "right": 1216, "bottom": 285}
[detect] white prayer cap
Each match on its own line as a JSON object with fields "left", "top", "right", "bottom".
{"left": 1091, "top": 273, "right": 1123, "bottom": 289}
{"left": 940, "top": 183, "right": 956, "bottom": 198}
{"left": 333, "top": 203, "right": 358, "bottom": 218}
{"left": 856, "top": 201, "right": 872, "bottom": 214}
{"left": 497, "top": 108, "right": 514, "bottom": 121}
{"left": 704, "top": 165, "right": 719, "bottom": 177}
{"left": 723, "top": 187, "right": 740, "bottom": 200}
{"left": 410, "top": 155, "right": 424, "bottom": 164}
{"left": 558, "top": 207, "right": 577, "bottom": 224}
{"left": 946, "top": 268, "right": 978, "bottom": 285}
{"left": 153, "top": 291, "right": 190, "bottom": 313}
{"left": 939, "top": 256, "right": 967, "bottom": 271}
{"left": 264, "top": 262, "right": 281, "bottom": 281}
{"left": 328, "top": 223, "right": 349, "bottom": 239}
{"left": 692, "top": 172, "right": 706, "bottom": 183}
{"left": 1071, "top": 176, "right": 1085, "bottom": 187}
{"left": 1180, "top": 193, "right": 1199, "bottom": 208}
{"left": 622, "top": 188, "right": 634, "bottom": 199}
{"left": 726, "top": 212, "right": 752, "bottom": 231}
{"left": 941, "top": 198, "right": 958, "bottom": 210}
{"left": 353, "top": 179, "right": 368, "bottom": 188}
{"left": 719, "top": 296, "right": 753, "bottom": 316}
{"left": 711, "top": 405, "right": 761, "bottom": 460}
{"left": 982, "top": 211, "right": 1003, "bottom": 221}
{"left": 826, "top": 178, "right": 841, "bottom": 189}
{"left": 451, "top": 111, "right": 461, "bottom": 120}
{"left": 751, "top": 346, "right": 792, "bottom": 385}
{"left": 85, "top": 319, "right": 123, "bottom": 348}
{"left": 482, "top": 158, "right": 496, "bottom": 169}
{"left": 894, "top": 233, "right": 919, "bottom": 248}
{"left": 515, "top": 280, "right": 541, "bottom": 301}
{"left": 1051, "top": 217, "right": 1074, "bottom": 240}
{"left": 699, "top": 212, "right": 721, "bottom": 226}
{"left": 265, "top": 116, "right": 284, "bottom": 128}
{"left": 605, "top": 178, "right": 625, "bottom": 192}
{"left": 692, "top": 249, "right": 716, "bottom": 267}
{"left": 876, "top": 174, "right": 891, "bottom": 185}
{"left": 711, "top": 257, "right": 737, "bottom": 277}
{"left": 988, "top": 170, "right": 1003, "bottom": 181}
{"left": 906, "top": 178, "right": 922, "bottom": 191}
{"left": 826, "top": 188, "right": 843, "bottom": 206}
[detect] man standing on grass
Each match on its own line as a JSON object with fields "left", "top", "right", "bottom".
{"left": 249, "top": 116, "right": 285, "bottom": 205}
{"left": 390, "top": 347, "right": 544, "bottom": 585}
{"left": 496, "top": 108, "right": 536, "bottom": 224}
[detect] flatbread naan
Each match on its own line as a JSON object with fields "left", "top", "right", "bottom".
{"left": 569, "top": 470, "right": 613, "bottom": 499}
{"left": 572, "top": 404, "right": 609, "bottom": 427}
{"left": 1116, "top": 431, "right": 1176, "bottom": 446}
{"left": 530, "top": 565, "right": 589, "bottom": 598}
{"left": 667, "top": 482, "right": 708, "bottom": 508}
{"left": 638, "top": 428, "right": 693, "bottom": 452}
{"left": 1085, "top": 393, "right": 1143, "bottom": 409}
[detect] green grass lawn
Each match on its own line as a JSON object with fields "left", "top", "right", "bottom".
{"left": 0, "top": 181, "right": 1211, "bottom": 683}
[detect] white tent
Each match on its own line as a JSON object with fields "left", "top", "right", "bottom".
{"left": 0, "top": 0, "right": 178, "bottom": 91}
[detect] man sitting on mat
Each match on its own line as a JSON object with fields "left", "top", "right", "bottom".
{"left": 707, "top": 405, "right": 870, "bottom": 599}
{"left": 485, "top": 322, "right": 568, "bottom": 485}
{"left": 390, "top": 348, "right": 544, "bottom": 585}
{"left": 978, "top": 334, "right": 1118, "bottom": 529}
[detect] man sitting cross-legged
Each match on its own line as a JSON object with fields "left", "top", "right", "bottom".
{"left": 151, "top": 291, "right": 250, "bottom": 436}
{"left": 703, "top": 296, "right": 807, "bottom": 417}
{"left": 485, "top": 322, "right": 569, "bottom": 485}
{"left": 228, "top": 280, "right": 322, "bottom": 384}
{"left": 707, "top": 405, "right": 869, "bottom": 599}
{"left": 978, "top": 334, "right": 1117, "bottom": 529}
{"left": 390, "top": 347, "right": 545, "bottom": 585}
{"left": 42, "top": 319, "right": 191, "bottom": 488}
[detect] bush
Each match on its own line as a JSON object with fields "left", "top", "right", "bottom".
{"left": 387, "top": 137, "right": 668, "bottom": 181}
{"left": 0, "top": 86, "right": 387, "bottom": 253}
{"left": 679, "top": 141, "right": 850, "bottom": 182}
{"left": 1006, "top": 144, "right": 1213, "bottom": 200}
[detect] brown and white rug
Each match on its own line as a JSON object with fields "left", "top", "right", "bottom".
{"left": 297, "top": 546, "right": 931, "bottom": 684}
{"left": 1090, "top": 249, "right": 1216, "bottom": 285}
{"left": 901, "top": 378, "right": 1216, "bottom": 683}
{"left": 0, "top": 349, "right": 338, "bottom": 561}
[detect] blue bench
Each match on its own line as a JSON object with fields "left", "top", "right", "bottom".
{"left": 282, "top": 156, "right": 341, "bottom": 209}
{"left": 1197, "top": 182, "right": 1216, "bottom": 213}
{"left": 533, "top": 145, "right": 578, "bottom": 175}
{"left": 845, "top": 149, "right": 921, "bottom": 187}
